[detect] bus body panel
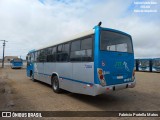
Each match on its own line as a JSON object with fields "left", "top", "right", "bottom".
{"left": 33, "top": 62, "right": 95, "bottom": 95}
{"left": 60, "top": 78, "right": 96, "bottom": 96}
{"left": 59, "top": 62, "right": 94, "bottom": 95}
{"left": 43, "top": 62, "right": 56, "bottom": 84}
{"left": 34, "top": 63, "right": 44, "bottom": 82}
{"left": 97, "top": 51, "right": 134, "bottom": 86}
{"left": 56, "top": 63, "right": 72, "bottom": 80}
{"left": 72, "top": 62, "right": 94, "bottom": 84}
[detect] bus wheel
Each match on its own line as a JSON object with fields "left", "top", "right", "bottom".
{"left": 31, "top": 73, "right": 35, "bottom": 82}
{"left": 52, "top": 76, "right": 61, "bottom": 93}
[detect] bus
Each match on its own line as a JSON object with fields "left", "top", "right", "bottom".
{"left": 138, "top": 59, "right": 150, "bottom": 71}
{"left": 152, "top": 58, "right": 160, "bottom": 72}
{"left": 10, "top": 58, "right": 23, "bottom": 69}
{"left": 26, "top": 25, "right": 136, "bottom": 96}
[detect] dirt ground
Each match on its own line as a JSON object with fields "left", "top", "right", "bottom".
{"left": 0, "top": 67, "right": 160, "bottom": 120}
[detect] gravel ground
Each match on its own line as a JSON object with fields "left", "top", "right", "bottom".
{"left": 0, "top": 68, "right": 160, "bottom": 120}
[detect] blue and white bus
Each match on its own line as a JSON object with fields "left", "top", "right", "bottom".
{"left": 152, "top": 58, "right": 160, "bottom": 72}
{"left": 137, "top": 59, "right": 151, "bottom": 72}
{"left": 26, "top": 25, "right": 136, "bottom": 96}
{"left": 10, "top": 58, "right": 23, "bottom": 69}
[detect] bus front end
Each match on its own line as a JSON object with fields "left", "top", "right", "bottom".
{"left": 94, "top": 26, "right": 136, "bottom": 95}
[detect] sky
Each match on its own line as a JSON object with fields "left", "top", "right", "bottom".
{"left": 0, "top": 0, "right": 159, "bottom": 59}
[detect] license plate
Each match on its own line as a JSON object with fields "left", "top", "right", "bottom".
{"left": 117, "top": 76, "right": 123, "bottom": 79}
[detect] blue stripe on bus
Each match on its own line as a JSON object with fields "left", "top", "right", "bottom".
{"left": 59, "top": 77, "right": 93, "bottom": 85}
{"left": 34, "top": 72, "right": 51, "bottom": 76}
{"left": 34, "top": 72, "right": 93, "bottom": 85}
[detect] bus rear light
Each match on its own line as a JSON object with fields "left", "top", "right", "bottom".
{"left": 106, "top": 87, "right": 110, "bottom": 91}
{"left": 97, "top": 68, "right": 106, "bottom": 86}
{"left": 98, "top": 69, "right": 103, "bottom": 74}
{"left": 100, "top": 75, "right": 104, "bottom": 80}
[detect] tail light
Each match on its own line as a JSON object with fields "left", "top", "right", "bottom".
{"left": 97, "top": 68, "right": 106, "bottom": 86}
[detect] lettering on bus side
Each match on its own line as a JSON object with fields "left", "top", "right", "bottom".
{"left": 84, "top": 64, "right": 92, "bottom": 69}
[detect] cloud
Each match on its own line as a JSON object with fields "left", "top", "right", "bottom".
{"left": 0, "top": 0, "right": 159, "bottom": 59}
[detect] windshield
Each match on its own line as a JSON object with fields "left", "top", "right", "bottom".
{"left": 100, "top": 30, "right": 133, "bottom": 53}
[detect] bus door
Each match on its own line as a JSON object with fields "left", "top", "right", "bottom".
{"left": 26, "top": 54, "right": 32, "bottom": 77}
{"left": 36, "top": 50, "right": 46, "bottom": 82}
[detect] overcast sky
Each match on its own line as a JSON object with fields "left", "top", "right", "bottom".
{"left": 0, "top": 0, "right": 159, "bottom": 59}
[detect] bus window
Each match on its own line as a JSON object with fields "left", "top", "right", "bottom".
{"left": 57, "top": 43, "right": 70, "bottom": 62}
{"left": 39, "top": 50, "right": 46, "bottom": 62}
{"left": 62, "top": 43, "right": 70, "bottom": 61}
{"left": 71, "top": 40, "right": 80, "bottom": 51}
{"left": 101, "top": 30, "right": 133, "bottom": 53}
{"left": 35, "top": 52, "right": 37, "bottom": 62}
{"left": 81, "top": 37, "right": 92, "bottom": 61}
{"left": 70, "top": 40, "right": 81, "bottom": 61}
{"left": 46, "top": 46, "right": 57, "bottom": 62}
{"left": 57, "top": 44, "right": 63, "bottom": 62}
{"left": 36, "top": 51, "right": 40, "bottom": 62}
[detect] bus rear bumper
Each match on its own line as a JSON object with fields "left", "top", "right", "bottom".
{"left": 94, "top": 80, "right": 136, "bottom": 95}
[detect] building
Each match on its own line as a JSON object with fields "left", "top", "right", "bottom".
{"left": 4, "top": 56, "right": 18, "bottom": 63}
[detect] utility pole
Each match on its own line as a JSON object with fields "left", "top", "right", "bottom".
{"left": 0, "top": 40, "right": 8, "bottom": 68}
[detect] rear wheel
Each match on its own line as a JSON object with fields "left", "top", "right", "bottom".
{"left": 52, "top": 76, "right": 61, "bottom": 93}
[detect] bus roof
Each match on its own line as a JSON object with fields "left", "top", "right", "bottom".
{"left": 36, "top": 29, "right": 94, "bottom": 51}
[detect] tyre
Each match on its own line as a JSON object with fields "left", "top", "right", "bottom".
{"left": 52, "top": 76, "right": 61, "bottom": 93}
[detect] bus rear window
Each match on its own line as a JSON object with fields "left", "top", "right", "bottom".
{"left": 13, "top": 59, "right": 22, "bottom": 62}
{"left": 100, "top": 30, "right": 133, "bottom": 53}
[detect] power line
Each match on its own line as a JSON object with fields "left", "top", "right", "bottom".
{"left": 0, "top": 40, "right": 8, "bottom": 68}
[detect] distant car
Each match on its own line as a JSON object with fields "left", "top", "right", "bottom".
{"left": 10, "top": 58, "right": 23, "bottom": 69}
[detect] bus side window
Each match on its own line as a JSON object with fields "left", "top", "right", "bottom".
{"left": 46, "top": 46, "right": 56, "bottom": 62}
{"left": 62, "top": 43, "right": 70, "bottom": 61}
{"left": 57, "top": 45, "right": 63, "bottom": 62}
{"left": 34, "top": 52, "right": 37, "bottom": 62}
{"left": 81, "top": 37, "right": 93, "bottom": 61}
{"left": 70, "top": 40, "right": 81, "bottom": 61}
{"left": 36, "top": 51, "right": 40, "bottom": 62}
{"left": 46, "top": 47, "right": 52, "bottom": 62}
{"left": 39, "top": 49, "right": 46, "bottom": 62}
